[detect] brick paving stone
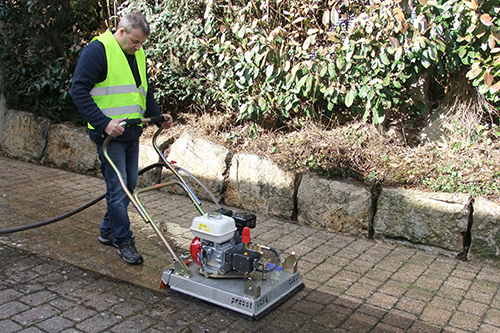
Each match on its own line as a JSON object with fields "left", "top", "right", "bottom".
{"left": 0, "top": 320, "right": 23, "bottom": 333}
{"left": 11, "top": 304, "right": 60, "bottom": 326}
{"left": 395, "top": 296, "right": 428, "bottom": 315}
{"left": 450, "top": 269, "right": 478, "bottom": 281}
{"left": 19, "top": 291, "right": 58, "bottom": 307}
{"left": 382, "top": 308, "right": 417, "bottom": 330}
{"left": 75, "top": 312, "right": 121, "bottom": 333}
{"left": 345, "top": 282, "right": 378, "bottom": 299}
{"left": 333, "top": 294, "right": 364, "bottom": 309}
{"left": 371, "top": 322, "right": 406, "bottom": 333}
{"left": 0, "top": 302, "right": 30, "bottom": 320}
{"left": 469, "top": 279, "right": 498, "bottom": 295}
{"left": 61, "top": 306, "right": 98, "bottom": 323}
{"left": 367, "top": 292, "right": 399, "bottom": 310}
{"left": 291, "top": 299, "right": 325, "bottom": 315}
{"left": 465, "top": 290, "right": 494, "bottom": 304}
{"left": 478, "top": 324, "right": 500, "bottom": 333}
{"left": 405, "top": 287, "right": 436, "bottom": 302}
{"left": 364, "top": 267, "right": 395, "bottom": 282}
{"left": 358, "top": 276, "right": 386, "bottom": 288}
{"left": 420, "top": 305, "right": 453, "bottom": 326}
{"left": 477, "top": 267, "right": 500, "bottom": 283}
{"left": 492, "top": 293, "right": 500, "bottom": 309}
{"left": 448, "top": 311, "right": 482, "bottom": 332}
{"left": 429, "top": 295, "right": 459, "bottom": 312}
{"left": 457, "top": 298, "right": 490, "bottom": 317}
{"left": 408, "top": 320, "right": 444, "bottom": 333}
{"left": 414, "top": 274, "right": 445, "bottom": 292}
{"left": 483, "top": 308, "right": 500, "bottom": 327}
{"left": 438, "top": 285, "right": 467, "bottom": 302}
{"left": 345, "top": 259, "right": 375, "bottom": 274}
{"left": 37, "top": 315, "right": 74, "bottom": 332}
{"left": 378, "top": 280, "right": 412, "bottom": 298}
{"left": 340, "top": 311, "right": 379, "bottom": 332}
{"left": 444, "top": 276, "right": 473, "bottom": 291}
{"left": 109, "top": 314, "right": 154, "bottom": 333}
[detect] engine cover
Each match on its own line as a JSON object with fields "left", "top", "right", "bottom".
{"left": 190, "top": 212, "right": 236, "bottom": 243}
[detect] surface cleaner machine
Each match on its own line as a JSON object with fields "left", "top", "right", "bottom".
{"left": 104, "top": 117, "right": 304, "bottom": 320}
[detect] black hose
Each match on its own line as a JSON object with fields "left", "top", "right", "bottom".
{"left": 0, "top": 194, "right": 105, "bottom": 235}
{"left": 256, "top": 246, "right": 281, "bottom": 273}
{"left": 0, "top": 163, "right": 161, "bottom": 235}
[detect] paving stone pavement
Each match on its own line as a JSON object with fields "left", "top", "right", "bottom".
{"left": 1, "top": 156, "right": 500, "bottom": 333}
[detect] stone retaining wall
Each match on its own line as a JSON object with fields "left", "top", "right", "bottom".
{"left": 1, "top": 109, "right": 499, "bottom": 261}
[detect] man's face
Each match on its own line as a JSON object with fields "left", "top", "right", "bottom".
{"left": 115, "top": 27, "right": 147, "bottom": 55}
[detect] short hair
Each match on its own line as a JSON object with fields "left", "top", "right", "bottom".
{"left": 117, "top": 12, "right": 151, "bottom": 36}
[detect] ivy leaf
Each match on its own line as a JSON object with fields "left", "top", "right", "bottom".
{"left": 296, "top": 74, "right": 309, "bottom": 91}
{"left": 322, "top": 10, "right": 330, "bottom": 27}
{"left": 284, "top": 61, "right": 291, "bottom": 72}
{"left": 428, "top": 46, "right": 438, "bottom": 61}
{"left": 258, "top": 96, "right": 266, "bottom": 109}
{"left": 480, "top": 14, "right": 493, "bottom": 26}
{"left": 489, "top": 34, "right": 496, "bottom": 49}
{"left": 484, "top": 71, "right": 494, "bottom": 87}
{"left": 421, "top": 58, "right": 431, "bottom": 69}
{"left": 388, "top": 37, "right": 400, "bottom": 48}
{"left": 380, "top": 53, "right": 390, "bottom": 65}
{"left": 331, "top": 8, "right": 339, "bottom": 25}
{"left": 266, "top": 64, "right": 274, "bottom": 79}
{"left": 244, "top": 50, "right": 253, "bottom": 64}
{"left": 320, "top": 65, "right": 328, "bottom": 77}
{"left": 490, "top": 81, "right": 500, "bottom": 94}
{"left": 345, "top": 88, "right": 357, "bottom": 107}
{"left": 466, "top": 62, "right": 483, "bottom": 80}
{"left": 394, "top": 7, "right": 405, "bottom": 24}
{"left": 303, "top": 37, "right": 311, "bottom": 51}
{"left": 324, "top": 85, "right": 334, "bottom": 96}
{"left": 336, "top": 57, "right": 345, "bottom": 70}
{"left": 464, "top": 0, "right": 478, "bottom": 10}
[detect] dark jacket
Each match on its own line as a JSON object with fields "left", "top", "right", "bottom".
{"left": 71, "top": 37, "right": 161, "bottom": 144}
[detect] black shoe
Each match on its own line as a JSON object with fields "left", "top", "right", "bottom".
{"left": 117, "top": 238, "right": 143, "bottom": 265}
{"left": 99, "top": 230, "right": 118, "bottom": 248}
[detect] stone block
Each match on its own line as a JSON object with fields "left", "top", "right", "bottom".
{"left": 373, "top": 188, "right": 471, "bottom": 251}
{"left": 166, "top": 132, "right": 231, "bottom": 202}
{"left": 226, "top": 152, "right": 296, "bottom": 219}
{"left": 471, "top": 197, "right": 500, "bottom": 259}
{"left": 41, "top": 123, "right": 99, "bottom": 173}
{"left": 1, "top": 110, "right": 51, "bottom": 162}
{"left": 297, "top": 173, "right": 372, "bottom": 236}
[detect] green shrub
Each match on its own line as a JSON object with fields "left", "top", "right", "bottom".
{"left": 183, "top": 0, "right": 500, "bottom": 125}
{"left": 0, "top": 0, "right": 105, "bottom": 124}
{"left": 1, "top": 0, "right": 498, "bottom": 126}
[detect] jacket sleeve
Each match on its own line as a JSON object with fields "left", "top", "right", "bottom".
{"left": 145, "top": 80, "right": 161, "bottom": 117}
{"left": 70, "top": 40, "right": 111, "bottom": 135}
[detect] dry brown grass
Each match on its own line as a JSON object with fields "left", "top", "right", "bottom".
{"left": 162, "top": 96, "right": 500, "bottom": 204}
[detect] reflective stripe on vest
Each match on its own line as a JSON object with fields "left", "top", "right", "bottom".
{"left": 88, "top": 30, "right": 147, "bottom": 129}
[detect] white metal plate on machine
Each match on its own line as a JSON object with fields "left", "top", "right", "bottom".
{"left": 162, "top": 266, "right": 304, "bottom": 319}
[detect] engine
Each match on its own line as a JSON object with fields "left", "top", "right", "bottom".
{"left": 189, "top": 210, "right": 264, "bottom": 276}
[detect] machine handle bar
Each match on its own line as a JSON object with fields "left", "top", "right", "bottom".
{"left": 119, "top": 116, "right": 165, "bottom": 127}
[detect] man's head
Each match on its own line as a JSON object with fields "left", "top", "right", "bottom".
{"left": 114, "top": 12, "right": 150, "bottom": 55}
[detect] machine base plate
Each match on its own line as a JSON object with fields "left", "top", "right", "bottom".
{"left": 161, "top": 266, "right": 304, "bottom": 320}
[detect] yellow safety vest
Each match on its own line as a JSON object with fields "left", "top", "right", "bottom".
{"left": 88, "top": 30, "right": 147, "bottom": 129}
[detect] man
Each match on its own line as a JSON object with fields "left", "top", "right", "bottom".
{"left": 71, "top": 12, "right": 172, "bottom": 265}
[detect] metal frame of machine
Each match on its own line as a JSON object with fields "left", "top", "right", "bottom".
{"left": 103, "top": 117, "right": 304, "bottom": 320}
